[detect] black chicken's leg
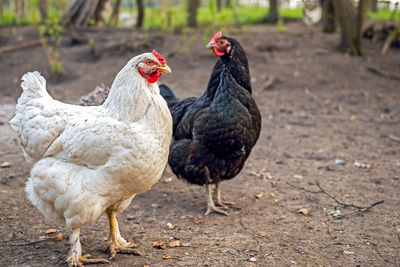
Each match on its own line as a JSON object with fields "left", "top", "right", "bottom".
{"left": 215, "top": 181, "right": 236, "bottom": 208}
{"left": 204, "top": 184, "right": 229, "bottom": 216}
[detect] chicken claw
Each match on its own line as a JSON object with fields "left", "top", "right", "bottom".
{"left": 204, "top": 184, "right": 230, "bottom": 216}
{"left": 67, "top": 230, "right": 110, "bottom": 267}
{"left": 215, "top": 182, "right": 236, "bottom": 208}
{"left": 106, "top": 210, "right": 141, "bottom": 259}
{"left": 107, "top": 242, "right": 141, "bottom": 260}
{"left": 68, "top": 254, "right": 111, "bottom": 267}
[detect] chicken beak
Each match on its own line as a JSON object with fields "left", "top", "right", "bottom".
{"left": 206, "top": 42, "right": 215, "bottom": 49}
{"left": 157, "top": 65, "right": 172, "bottom": 74}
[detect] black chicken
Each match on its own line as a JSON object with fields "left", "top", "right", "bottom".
{"left": 160, "top": 32, "right": 261, "bottom": 216}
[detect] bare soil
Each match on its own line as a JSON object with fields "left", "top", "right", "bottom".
{"left": 0, "top": 23, "right": 399, "bottom": 267}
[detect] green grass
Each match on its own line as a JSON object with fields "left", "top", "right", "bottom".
{"left": 2, "top": 3, "right": 398, "bottom": 30}
{"left": 130, "top": 7, "right": 304, "bottom": 30}
{"left": 280, "top": 8, "right": 304, "bottom": 20}
{"left": 368, "top": 9, "right": 400, "bottom": 21}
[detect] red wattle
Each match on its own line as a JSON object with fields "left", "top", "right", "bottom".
{"left": 147, "top": 71, "right": 162, "bottom": 83}
{"left": 213, "top": 48, "right": 225, "bottom": 57}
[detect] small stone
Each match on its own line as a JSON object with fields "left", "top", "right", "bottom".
{"left": 334, "top": 159, "right": 345, "bottom": 165}
{"left": 293, "top": 174, "right": 303, "bottom": 179}
{"left": 249, "top": 257, "right": 257, "bottom": 262}
{"left": 343, "top": 250, "right": 355, "bottom": 255}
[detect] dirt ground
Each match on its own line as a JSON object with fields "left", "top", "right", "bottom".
{"left": 0, "top": 22, "right": 399, "bottom": 267}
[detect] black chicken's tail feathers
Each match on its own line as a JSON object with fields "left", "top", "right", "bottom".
{"left": 159, "top": 84, "right": 178, "bottom": 104}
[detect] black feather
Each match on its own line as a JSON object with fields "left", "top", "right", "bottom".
{"left": 161, "top": 36, "right": 261, "bottom": 186}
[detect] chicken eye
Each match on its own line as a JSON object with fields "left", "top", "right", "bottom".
{"left": 146, "top": 60, "right": 153, "bottom": 65}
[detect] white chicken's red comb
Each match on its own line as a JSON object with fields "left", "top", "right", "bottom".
{"left": 152, "top": 50, "right": 167, "bottom": 66}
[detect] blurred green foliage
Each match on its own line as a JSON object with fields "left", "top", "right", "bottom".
{"left": 0, "top": 1, "right": 398, "bottom": 30}
{"left": 368, "top": 9, "right": 400, "bottom": 20}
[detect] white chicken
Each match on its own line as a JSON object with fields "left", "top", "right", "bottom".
{"left": 9, "top": 51, "right": 172, "bottom": 266}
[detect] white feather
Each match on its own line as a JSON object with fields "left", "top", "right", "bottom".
{"left": 10, "top": 53, "right": 172, "bottom": 229}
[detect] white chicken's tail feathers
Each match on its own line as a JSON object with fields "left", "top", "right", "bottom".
{"left": 21, "top": 71, "right": 47, "bottom": 96}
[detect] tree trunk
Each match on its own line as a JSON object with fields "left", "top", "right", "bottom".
{"left": 109, "top": 0, "right": 121, "bottom": 26}
{"left": 216, "top": 0, "right": 222, "bottom": 11}
{"left": 63, "top": 0, "right": 108, "bottom": 27}
{"left": 334, "top": 0, "right": 370, "bottom": 55}
{"left": 39, "top": 0, "right": 48, "bottom": 23}
{"left": 15, "top": 0, "right": 22, "bottom": 24}
{"left": 0, "top": 0, "right": 3, "bottom": 18}
{"left": 267, "top": 0, "right": 280, "bottom": 23}
{"left": 322, "top": 0, "right": 336, "bottom": 32}
{"left": 93, "top": 0, "right": 108, "bottom": 26}
{"left": 136, "top": 0, "right": 144, "bottom": 28}
{"left": 187, "top": 0, "right": 200, "bottom": 27}
{"left": 225, "top": 0, "right": 232, "bottom": 8}
{"left": 355, "top": 0, "right": 371, "bottom": 54}
{"left": 370, "top": 0, "right": 377, "bottom": 12}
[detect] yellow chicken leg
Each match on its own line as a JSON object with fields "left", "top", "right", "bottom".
{"left": 66, "top": 229, "right": 110, "bottom": 267}
{"left": 106, "top": 210, "right": 141, "bottom": 260}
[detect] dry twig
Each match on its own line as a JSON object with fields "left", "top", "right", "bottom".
{"left": 366, "top": 66, "right": 400, "bottom": 81}
{"left": 287, "top": 181, "right": 384, "bottom": 216}
{"left": 0, "top": 40, "right": 41, "bottom": 54}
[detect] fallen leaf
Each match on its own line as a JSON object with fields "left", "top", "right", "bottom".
{"left": 50, "top": 233, "right": 62, "bottom": 242}
{"left": 348, "top": 115, "right": 357, "bottom": 121}
{"left": 255, "top": 192, "right": 263, "bottom": 199}
{"left": 163, "top": 255, "right": 172, "bottom": 259}
{"left": 297, "top": 208, "right": 309, "bottom": 215}
{"left": 255, "top": 233, "right": 266, "bottom": 238}
{"left": 166, "top": 223, "right": 178, "bottom": 230}
{"left": 0, "top": 161, "right": 11, "bottom": 168}
{"left": 45, "top": 229, "right": 57, "bottom": 235}
{"left": 269, "top": 192, "right": 276, "bottom": 198}
{"left": 193, "top": 218, "right": 202, "bottom": 224}
{"left": 152, "top": 240, "right": 166, "bottom": 249}
{"left": 328, "top": 209, "right": 342, "bottom": 217}
{"left": 168, "top": 240, "right": 181, "bottom": 248}
{"left": 249, "top": 169, "right": 272, "bottom": 179}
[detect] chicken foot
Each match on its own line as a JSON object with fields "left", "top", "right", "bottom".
{"left": 215, "top": 181, "right": 236, "bottom": 208}
{"left": 66, "top": 229, "right": 110, "bottom": 267}
{"left": 204, "top": 184, "right": 230, "bottom": 216}
{"left": 106, "top": 210, "right": 141, "bottom": 260}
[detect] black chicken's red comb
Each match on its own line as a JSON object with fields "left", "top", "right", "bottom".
{"left": 211, "top": 32, "right": 222, "bottom": 42}
{"left": 152, "top": 50, "right": 167, "bottom": 66}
